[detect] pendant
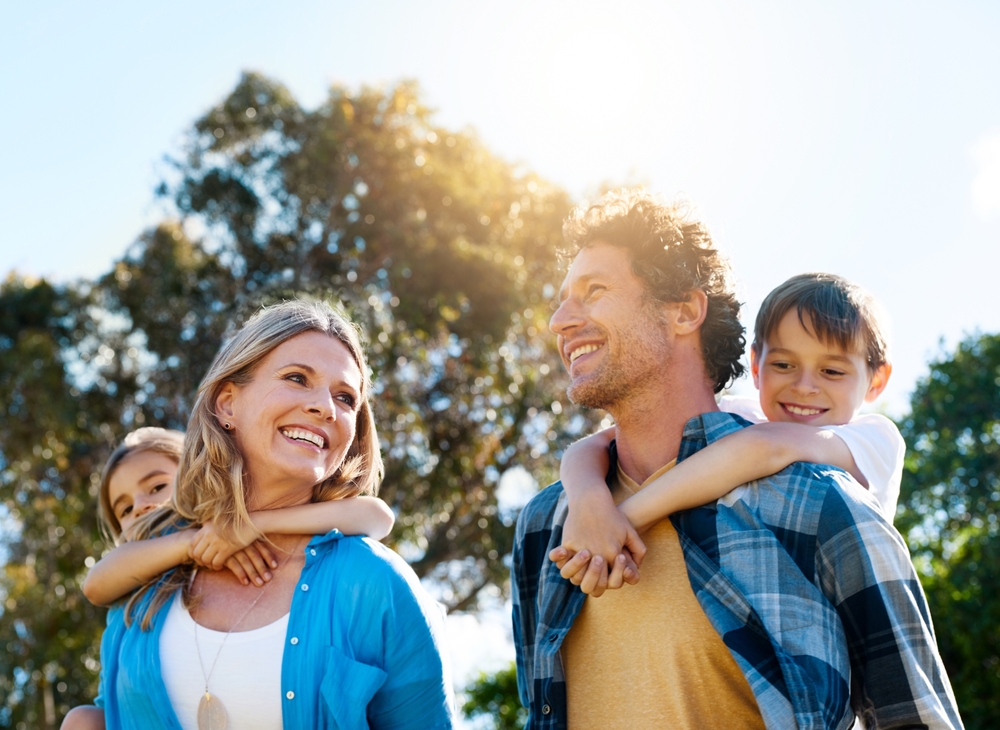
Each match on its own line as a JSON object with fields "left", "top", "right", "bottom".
{"left": 197, "top": 691, "right": 228, "bottom": 730}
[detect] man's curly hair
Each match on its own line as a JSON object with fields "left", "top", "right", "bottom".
{"left": 562, "top": 189, "right": 745, "bottom": 393}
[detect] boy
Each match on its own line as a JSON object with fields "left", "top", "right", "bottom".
{"left": 550, "top": 272, "right": 904, "bottom": 593}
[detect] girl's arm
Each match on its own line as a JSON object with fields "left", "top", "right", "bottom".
{"left": 82, "top": 530, "right": 195, "bottom": 607}
{"left": 551, "top": 428, "right": 646, "bottom": 576}
{"left": 619, "top": 421, "right": 862, "bottom": 532}
{"left": 189, "top": 496, "right": 396, "bottom": 571}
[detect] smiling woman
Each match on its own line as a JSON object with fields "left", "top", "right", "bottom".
{"left": 93, "top": 300, "right": 454, "bottom": 730}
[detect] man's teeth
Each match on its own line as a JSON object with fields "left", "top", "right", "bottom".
{"left": 785, "top": 405, "right": 823, "bottom": 416}
{"left": 569, "top": 344, "right": 602, "bottom": 363}
{"left": 281, "top": 428, "right": 325, "bottom": 448}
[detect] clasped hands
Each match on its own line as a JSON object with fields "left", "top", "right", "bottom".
{"left": 187, "top": 519, "right": 279, "bottom": 587}
{"left": 548, "top": 492, "right": 647, "bottom": 597}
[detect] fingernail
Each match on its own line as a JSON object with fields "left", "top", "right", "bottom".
{"left": 255, "top": 578, "right": 263, "bottom": 586}
{"left": 593, "top": 556, "right": 603, "bottom": 566}
{"left": 265, "top": 572, "right": 272, "bottom": 581}
{"left": 271, "top": 561, "right": 278, "bottom": 568}
{"left": 579, "top": 550, "right": 590, "bottom": 559}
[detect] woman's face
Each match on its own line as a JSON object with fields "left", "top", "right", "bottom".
{"left": 217, "top": 331, "right": 363, "bottom": 505}
{"left": 109, "top": 451, "right": 178, "bottom": 534}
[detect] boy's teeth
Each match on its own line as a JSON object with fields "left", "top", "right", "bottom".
{"left": 569, "top": 344, "right": 601, "bottom": 362}
{"left": 786, "top": 405, "right": 822, "bottom": 416}
{"left": 281, "top": 428, "right": 325, "bottom": 448}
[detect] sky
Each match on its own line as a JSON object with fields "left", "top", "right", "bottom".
{"left": 3, "top": 0, "right": 1000, "bottom": 705}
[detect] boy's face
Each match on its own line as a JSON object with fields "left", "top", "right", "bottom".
{"left": 751, "top": 309, "right": 890, "bottom": 427}
{"left": 109, "top": 451, "right": 177, "bottom": 534}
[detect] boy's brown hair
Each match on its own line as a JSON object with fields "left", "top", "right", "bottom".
{"left": 752, "top": 272, "right": 889, "bottom": 371}
{"left": 98, "top": 427, "right": 185, "bottom": 540}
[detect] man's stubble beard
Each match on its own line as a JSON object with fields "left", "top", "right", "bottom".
{"left": 566, "top": 310, "right": 674, "bottom": 415}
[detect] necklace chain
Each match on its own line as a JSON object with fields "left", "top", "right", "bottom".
{"left": 192, "top": 546, "right": 298, "bottom": 694}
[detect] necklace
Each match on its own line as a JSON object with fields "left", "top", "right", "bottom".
{"left": 191, "top": 547, "right": 298, "bottom": 730}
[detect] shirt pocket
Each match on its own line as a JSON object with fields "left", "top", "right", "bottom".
{"left": 320, "top": 645, "right": 389, "bottom": 730}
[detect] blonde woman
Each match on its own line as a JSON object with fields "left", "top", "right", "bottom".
{"left": 94, "top": 300, "right": 453, "bottom": 729}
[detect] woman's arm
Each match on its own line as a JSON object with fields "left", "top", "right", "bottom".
{"left": 82, "top": 530, "right": 195, "bottom": 606}
{"left": 619, "top": 421, "right": 862, "bottom": 532}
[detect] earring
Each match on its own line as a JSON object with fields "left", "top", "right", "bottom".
{"left": 223, "top": 422, "right": 233, "bottom": 431}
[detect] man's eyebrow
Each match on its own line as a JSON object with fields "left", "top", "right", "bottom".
{"left": 558, "top": 272, "right": 604, "bottom": 302}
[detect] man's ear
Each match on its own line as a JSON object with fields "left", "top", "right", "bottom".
{"left": 750, "top": 347, "right": 761, "bottom": 390}
{"left": 864, "top": 362, "right": 892, "bottom": 403}
{"left": 215, "top": 382, "right": 238, "bottom": 424}
{"left": 673, "top": 289, "right": 709, "bottom": 336}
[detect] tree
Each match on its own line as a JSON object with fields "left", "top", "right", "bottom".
{"left": 0, "top": 74, "right": 589, "bottom": 725}
{"left": 462, "top": 663, "right": 525, "bottom": 730}
{"left": 897, "top": 332, "right": 1000, "bottom": 729}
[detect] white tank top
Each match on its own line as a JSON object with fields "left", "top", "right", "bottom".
{"left": 159, "top": 592, "right": 289, "bottom": 729}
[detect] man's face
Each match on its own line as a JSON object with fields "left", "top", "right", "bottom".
{"left": 549, "top": 242, "right": 672, "bottom": 411}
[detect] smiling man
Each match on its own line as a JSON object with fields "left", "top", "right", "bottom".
{"left": 510, "top": 189, "right": 962, "bottom": 729}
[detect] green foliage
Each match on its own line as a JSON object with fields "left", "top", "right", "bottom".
{"left": 897, "top": 332, "right": 1000, "bottom": 728}
{"left": 0, "top": 74, "right": 589, "bottom": 726}
{"left": 462, "top": 663, "right": 526, "bottom": 730}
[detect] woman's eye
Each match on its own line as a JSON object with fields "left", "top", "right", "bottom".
{"left": 285, "top": 372, "right": 307, "bottom": 385}
{"left": 336, "top": 393, "right": 357, "bottom": 408}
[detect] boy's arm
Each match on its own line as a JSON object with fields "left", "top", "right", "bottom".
{"left": 251, "top": 496, "right": 395, "bottom": 540}
{"left": 557, "top": 428, "right": 646, "bottom": 569}
{"left": 619, "top": 421, "right": 863, "bottom": 532}
{"left": 82, "top": 530, "right": 195, "bottom": 606}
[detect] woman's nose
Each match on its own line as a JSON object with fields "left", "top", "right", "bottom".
{"left": 307, "top": 392, "right": 337, "bottom": 420}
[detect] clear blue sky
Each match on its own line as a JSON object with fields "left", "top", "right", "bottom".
{"left": 3, "top": 0, "right": 999, "bottom": 414}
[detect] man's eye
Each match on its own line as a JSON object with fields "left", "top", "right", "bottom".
{"left": 585, "top": 284, "right": 606, "bottom": 300}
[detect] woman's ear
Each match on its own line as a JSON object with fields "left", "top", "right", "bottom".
{"left": 864, "top": 362, "right": 892, "bottom": 403}
{"left": 215, "top": 383, "right": 237, "bottom": 426}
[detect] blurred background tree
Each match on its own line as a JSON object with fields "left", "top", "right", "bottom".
{"left": 896, "top": 332, "right": 1000, "bottom": 730}
{"left": 0, "top": 72, "right": 591, "bottom": 727}
{"left": 462, "top": 663, "right": 525, "bottom": 730}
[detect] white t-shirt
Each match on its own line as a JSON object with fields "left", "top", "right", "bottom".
{"left": 160, "top": 592, "right": 289, "bottom": 730}
{"left": 718, "top": 395, "right": 904, "bottom": 521}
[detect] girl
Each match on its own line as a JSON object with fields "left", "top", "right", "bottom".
{"left": 60, "top": 425, "right": 395, "bottom": 729}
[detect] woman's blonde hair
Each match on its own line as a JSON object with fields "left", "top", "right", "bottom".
{"left": 126, "top": 299, "right": 384, "bottom": 627}
{"left": 97, "top": 427, "right": 185, "bottom": 541}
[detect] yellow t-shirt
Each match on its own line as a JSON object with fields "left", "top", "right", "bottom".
{"left": 562, "top": 461, "right": 765, "bottom": 729}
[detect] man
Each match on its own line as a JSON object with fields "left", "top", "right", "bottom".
{"left": 511, "top": 189, "right": 962, "bottom": 729}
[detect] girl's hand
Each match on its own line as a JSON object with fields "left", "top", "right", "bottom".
{"left": 550, "top": 549, "right": 632, "bottom": 597}
{"left": 223, "top": 542, "right": 279, "bottom": 587}
{"left": 189, "top": 519, "right": 255, "bottom": 571}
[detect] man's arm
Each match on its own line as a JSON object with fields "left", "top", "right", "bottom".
{"left": 816, "top": 501, "right": 963, "bottom": 728}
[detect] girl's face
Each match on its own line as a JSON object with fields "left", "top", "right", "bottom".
{"left": 108, "top": 451, "right": 178, "bottom": 534}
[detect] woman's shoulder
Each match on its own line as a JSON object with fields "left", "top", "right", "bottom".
{"left": 319, "top": 535, "right": 426, "bottom": 595}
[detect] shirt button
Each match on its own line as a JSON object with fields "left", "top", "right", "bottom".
{"left": 301, "top": 584, "right": 309, "bottom": 592}
{"left": 286, "top": 691, "right": 295, "bottom": 700}
{"left": 541, "top": 704, "right": 551, "bottom": 715}
{"left": 290, "top": 637, "right": 299, "bottom": 645}
{"left": 548, "top": 633, "right": 558, "bottom": 643}
{"left": 310, "top": 549, "right": 317, "bottom": 556}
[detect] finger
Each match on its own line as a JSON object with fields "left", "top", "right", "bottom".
{"left": 548, "top": 546, "right": 569, "bottom": 564}
{"left": 255, "top": 541, "right": 278, "bottom": 570}
{"left": 624, "top": 529, "right": 647, "bottom": 567}
{"left": 232, "top": 551, "right": 264, "bottom": 586}
{"left": 242, "top": 546, "right": 273, "bottom": 583}
{"left": 579, "top": 556, "right": 607, "bottom": 595}
{"left": 559, "top": 550, "right": 591, "bottom": 582}
{"left": 607, "top": 554, "right": 627, "bottom": 590}
{"left": 224, "top": 557, "right": 252, "bottom": 586}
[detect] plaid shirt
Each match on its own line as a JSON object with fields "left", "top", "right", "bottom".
{"left": 512, "top": 411, "right": 962, "bottom": 730}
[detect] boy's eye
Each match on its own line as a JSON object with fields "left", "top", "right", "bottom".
{"left": 770, "top": 361, "right": 793, "bottom": 371}
{"left": 822, "top": 368, "right": 846, "bottom": 377}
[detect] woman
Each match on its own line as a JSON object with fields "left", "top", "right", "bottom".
{"left": 96, "top": 300, "right": 454, "bottom": 729}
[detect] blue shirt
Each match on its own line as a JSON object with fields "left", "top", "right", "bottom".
{"left": 97, "top": 531, "right": 454, "bottom": 729}
{"left": 512, "top": 412, "right": 962, "bottom": 730}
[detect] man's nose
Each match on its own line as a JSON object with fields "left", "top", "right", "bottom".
{"left": 549, "top": 298, "right": 583, "bottom": 336}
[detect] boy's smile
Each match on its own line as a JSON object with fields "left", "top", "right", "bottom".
{"left": 752, "top": 310, "right": 890, "bottom": 427}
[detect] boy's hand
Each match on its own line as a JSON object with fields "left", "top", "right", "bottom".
{"left": 222, "top": 542, "right": 278, "bottom": 587}
{"left": 189, "top": 519, "right": 257, "bottom": 571}
{"left": 550, "top": 549, "right": 633, "bottom": 597}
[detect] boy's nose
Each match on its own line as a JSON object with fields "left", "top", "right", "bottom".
{"left": 792, "top": 373, "right": 820, "bottom": 394}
